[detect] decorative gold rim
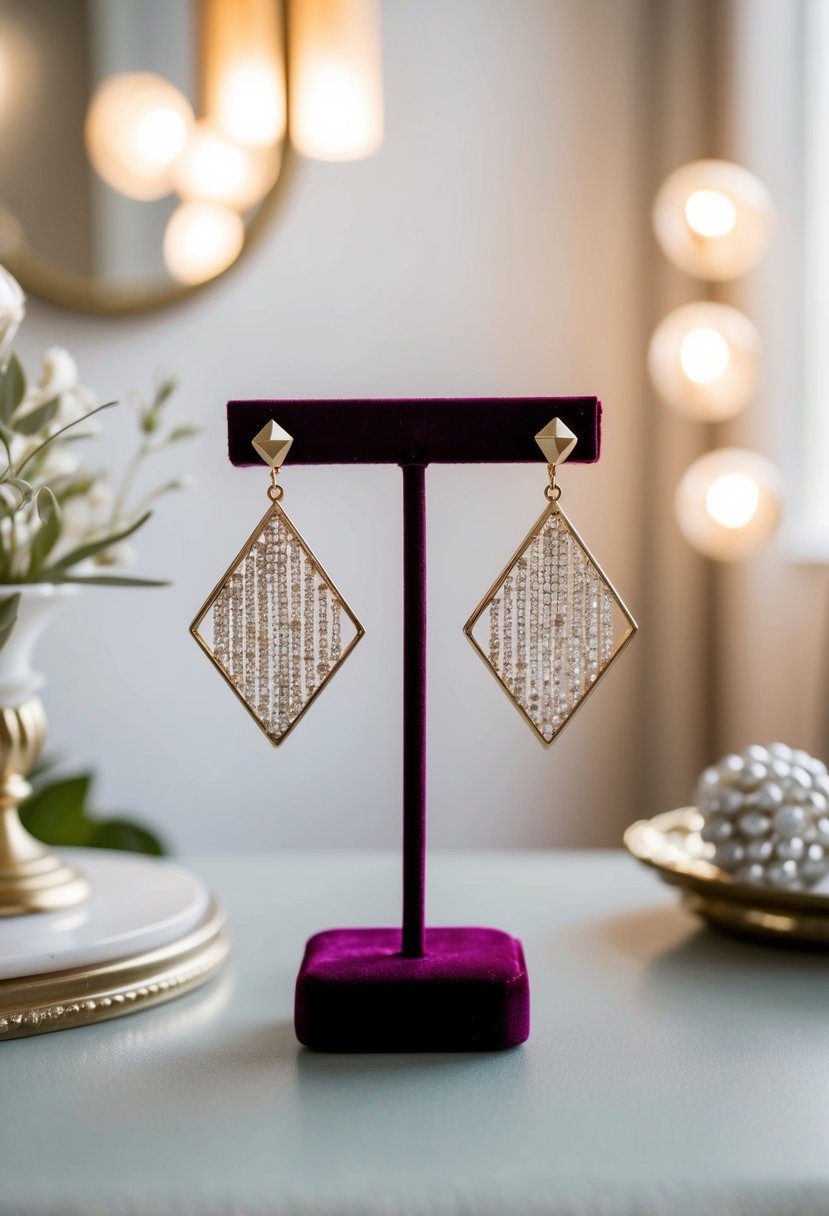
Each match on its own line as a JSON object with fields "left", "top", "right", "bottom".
{"left": 463, "top": 498, "right": 638, "bottom": 748}
{"left": 0, "top": 896, "right": 229, "bottom": 1040}
{"left": 681, "top": 891, "right": 829, "bottom": 944}
{"left": 190, "top": 498, "right": 365, "bottom": 747}
{"left": 625, "top": 807, "right": 829, "bottom": 944}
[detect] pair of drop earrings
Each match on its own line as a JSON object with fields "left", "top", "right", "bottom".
{"left": 190, "top": 417, "right": 637, "bottom": 748}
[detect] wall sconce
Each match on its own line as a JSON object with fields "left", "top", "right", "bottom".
{"left": 651, "top": 158, "right": 779, "bottom": 560}
{"left": 289, "top": 0, "right": 384, "bottom": 162}
{"left": 648, "top": 301, "right": 760, "bottom": 421}
{"left": 675, "top": 448, "right": 782, "bottom": 562}
{"left": 653, "top": 159, "right": 774, "bottom": 281}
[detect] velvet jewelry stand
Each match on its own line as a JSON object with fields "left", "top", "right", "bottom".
{"left": 227, "top": 397, "right": 601, "bottom": 1052}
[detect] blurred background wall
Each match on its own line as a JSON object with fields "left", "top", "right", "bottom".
{"left": 12, "top": 0, "right": 824, "bottom": 853}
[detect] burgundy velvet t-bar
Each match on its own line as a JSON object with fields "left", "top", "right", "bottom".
{"left": 227, "top": 397, "right": 601, "bottom": 1052}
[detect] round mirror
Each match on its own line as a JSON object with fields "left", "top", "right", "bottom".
{"left": 0, "top": 0, "right": 289, "bottom": 313}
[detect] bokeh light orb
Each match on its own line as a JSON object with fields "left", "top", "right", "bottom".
{"left": 675, "top": 448, "right": 782, "bottom": 561}
{"left": 85, "top": 73, "right": 193, "bottom": 201}
{"left": 648, "top": 302, "right": 760, "bottom": 421}
{"left": 653, "top": 160, "right": 773, "bottom": 280}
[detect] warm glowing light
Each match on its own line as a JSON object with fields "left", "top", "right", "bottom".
{"left": 679, "top": 327, "right": 731, "bottom": 384}
{"left": 648, "top": 302, "right": 759, "bottom": 421}
{"left": 217, "top": 62, "right": 285, "bottom": 147}
{"left": 163, "top": 201, "right": 245, "bottom": 285}
{"left": 201, "top": 0, "right": 286, "bottom": 148}
{"left": 171, "top": 122, "right": 280, "bottom": 211}
{"left": 85, "top": 73, "right": 194, "bottom": 201}
{"left": 705, "top": 473, "right": 760, "bottom": 529}
{"left": 653, "top": 160, "right": 773, "bottom": 280}
{"left": 675, "top": 449, "right": 781, "bottom": 561}
{"left": 684, "top": 189, "right": 737, "bottom": 238}
{"left": 290, "top": 0, "right": 384, "bottom": 161}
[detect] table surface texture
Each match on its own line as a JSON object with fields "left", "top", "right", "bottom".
{"left": 3, "top": 849, "right": 829, "bottom": 1216}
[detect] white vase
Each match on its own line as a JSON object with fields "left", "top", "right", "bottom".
{"left": 0, "top": 584, "right": 79, "bottom": 706}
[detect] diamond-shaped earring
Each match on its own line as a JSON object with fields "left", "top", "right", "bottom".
{"left": 190, "top": 421, "right": 364, "bottom": 746}
{"left": 464, "top": 418, "right": 637, "bottom": 747}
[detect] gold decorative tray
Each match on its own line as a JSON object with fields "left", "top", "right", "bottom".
{"left": 624, "top": 807, "right": 829, "bottom": 944}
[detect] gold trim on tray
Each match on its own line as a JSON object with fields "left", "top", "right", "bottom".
{"left": 0, "top": 897, "right": 229, "bottom": 1040}
{"left": 624, "top": 807, "right": 829, "bottom": 944}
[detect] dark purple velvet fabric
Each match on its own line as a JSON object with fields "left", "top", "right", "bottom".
{"left": 227, "top": 397, "right": 601, "bottom": 465}
{"left": 295, "top": 927, "right": 530, "bottom": 1052}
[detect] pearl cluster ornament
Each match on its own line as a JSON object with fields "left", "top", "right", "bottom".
{"left": 695, "top": 744, "right": 829, "bottom": 890}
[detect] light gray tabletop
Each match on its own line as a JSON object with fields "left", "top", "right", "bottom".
{"left": 3, "top": 850, "right": 829, "bottom": 1216}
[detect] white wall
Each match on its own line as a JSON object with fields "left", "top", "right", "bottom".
{"left": 16, "top": 0, "right": 649, "bottom": 853}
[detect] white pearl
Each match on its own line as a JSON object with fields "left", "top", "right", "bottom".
{"left": 807, "top": 791, "right": 828, "bottom": 814}
{"left": 744, "top": 744, "right": 771, "bottom": 764}
{"left": 755, "top": 781, "right": 784, "bottom": 811}
{"left": 816, "top": 774, "right": 829, "bottom": 797}
{"left": 738, "top": 761, "right": 768, "bottom": 791}
{"left": 773, "top": 805, "right": 807, "bottom": 838}
{"left": 717, "top": 754, "right": 745, "bottom": 784}
{"left": 768, "top": 743, "right": 794, "bottom": 761}
{"left": 769, "top": 757, "right": 792, "bottom": 781}
{"left": 767, "top": 859, "right": 798, "bottom": 887}
{"left": 738, "top": 811, "right": 770, "bottom": 838}
{"left": 746, "top": 839, "right": 774, "bottom": 861}
{"left": 701, "top": 816, "right": 733, "bottom": 843}
{"left": 801, "top": 859, "right": 829, "bottom": 883}
{"left": 792, "top": 749, "right": 814, "bottom": 771}
{"left": 718, "top": 789, "right": 744, "bottom": 814}
{"left": 734, "top": 863, "right": 765, "bottom": 884}
{"left": 714, "top": 841, "right": 745, "bottom": 870}
{"left": 776, "top": 837, "right": 805, "bottom": 861}
{"left": 817, "top": 818, "right": 829, "bottom": 842}
{"left": 809, "top": 843, "right": 826, "bottom": 862}
{"left": 787, "top": 766, "right": 812, "bottom": 793}
{"left": 698, "top": 766, "right": 720, "bottom": 790}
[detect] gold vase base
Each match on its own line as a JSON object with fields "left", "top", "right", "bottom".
{"left": 0, "top": 850, "right": 91, "bottom": 917}
{"left": 0, "top": 896, "right": 229, "bottom": 1040}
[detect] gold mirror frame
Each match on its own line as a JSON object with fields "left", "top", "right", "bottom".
{"left": 1, "top": 0, "right": 295, "bottom": 316}
{"left": 4, "top": 149, "right": 297, "bottom": 316}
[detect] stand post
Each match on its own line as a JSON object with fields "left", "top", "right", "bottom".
{"left": 401, "top": 463, "right": 427, "bottom": 958}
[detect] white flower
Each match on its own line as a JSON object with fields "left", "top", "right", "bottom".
{"left": 0, "top": 267, "right": 24, "bottom": 369}
{"left": 38, "top": 347, "right": 78, "bottom": 399}
{"left": 39, "top": 348, "right": 99, "bottom": 431}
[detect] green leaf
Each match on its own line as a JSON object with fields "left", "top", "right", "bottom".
{"left": 12, "top": 395, "right": 58, "bottom": 436}
{"left": 0, "top": 592, "right": 20, "bottom": 653}
{"left": 0, "top": 355, "right": 25, "bottom": 424}
{"left": 19, "top": 774, "right": 95, "bottom": 847}
{"left": 19, "top": 772, "right": 167, "bottom": 855}
{"left": 89, "top": 819, "right": 165, "bottom": 856}
{"left": 39, "top": 510, "right": 150, "bottom": 576}
{"left": 28, "top": 488, "right": 62, "bottom": 577}
{"left": 15, "top": 399, "right": 118, "bottom": 478}
{"left": 53, "top": 574, "right": 169, "bottom": 588}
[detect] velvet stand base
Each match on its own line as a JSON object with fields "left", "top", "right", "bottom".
{"left": 294, "top": 926, "right": 530, "bottom": 1052}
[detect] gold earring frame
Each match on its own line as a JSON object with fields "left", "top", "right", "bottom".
{"left": 190, "top": 422, "right": 365, "bottom": 746}
{"left": 463, "top": 418, "right": 638, "bottom": 748}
